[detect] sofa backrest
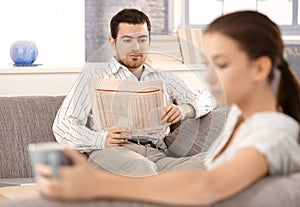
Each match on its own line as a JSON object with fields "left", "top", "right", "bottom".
{"left": 0, "top": 96, "right": 65, "bottom": 178}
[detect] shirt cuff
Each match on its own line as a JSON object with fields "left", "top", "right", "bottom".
{"left": 95, "top": 131, "right": 108, "bottom": 150}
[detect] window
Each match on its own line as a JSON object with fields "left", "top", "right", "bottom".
{"left": 185, "top": 0, "right": 299, "bottom": 35}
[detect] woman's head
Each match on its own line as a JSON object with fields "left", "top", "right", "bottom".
{"left": 204, "top": 10, "right": 300, "bottom": 122}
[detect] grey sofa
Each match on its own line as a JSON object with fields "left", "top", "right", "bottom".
{"left": 0, "top": 96, "right": 299, "bottom": 207}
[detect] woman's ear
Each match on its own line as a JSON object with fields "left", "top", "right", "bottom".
{"left": 251, "top": 56, "right": 272, "bottom": 82}
{"left": 109, "top": 37, "right": 116, "bottom": 50}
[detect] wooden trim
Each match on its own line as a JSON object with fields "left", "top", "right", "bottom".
{"left": 0, "top": 185, "right": 38, "bottom": 200}
{"left": 0, "top": 193, "right": 7, "bottom": 200}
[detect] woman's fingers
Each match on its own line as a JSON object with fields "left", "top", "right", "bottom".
{"left": 36, "top": 164, "right": 53, "bottom": 177}
{"left": 63, "top": 148, "right": 87, "bottom": 165}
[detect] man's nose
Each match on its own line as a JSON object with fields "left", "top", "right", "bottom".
{"left": 131, "top": 40, "right": 140, "bottom": 51}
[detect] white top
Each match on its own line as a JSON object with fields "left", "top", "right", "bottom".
{"left": 203, "top": 105, "right": 300, "bottom": 175}
{"left": 53, "top": 57, "right": 214, "bottom": 152}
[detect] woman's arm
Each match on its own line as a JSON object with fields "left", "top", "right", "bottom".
{"left": 36, "top": 148, "right": 268, "bottom": 206}
{"left": 100, "top": 147, "right": 268, "bottom": 206}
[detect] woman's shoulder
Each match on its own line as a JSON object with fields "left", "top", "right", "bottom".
{"left": 244, "top": 111, "right": 299, "bottom": 143}
{"left": 228, "top": 104, "right": 299, "bottom": 140}
{"left": 244, "top": 112, "right": 300, "bottom": 175}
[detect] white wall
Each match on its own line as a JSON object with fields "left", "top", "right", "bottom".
{"left": 0, "top": 0, "right": 85, "bottom": 66}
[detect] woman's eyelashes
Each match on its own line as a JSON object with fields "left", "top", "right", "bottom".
{"left": 215, "top": 62, "right": 228, "bottom": 69}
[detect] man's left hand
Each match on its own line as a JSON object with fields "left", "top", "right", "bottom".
{"left": 160, "top": 104, "right": 184, "bottom": 124}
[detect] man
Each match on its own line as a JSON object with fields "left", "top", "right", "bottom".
{"left": 53, "top": 8, "right": 214, "bottom": 176}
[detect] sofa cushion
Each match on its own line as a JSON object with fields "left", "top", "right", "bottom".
{"left": 0, "top": 96, "right": 65, "bottom": 178}
{"left": 165, "top": 107, "right": 227, "bottom": 157}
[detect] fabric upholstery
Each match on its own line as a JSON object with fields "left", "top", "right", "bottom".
{"left": 0, "top": 96, "right": 300, "bottom": 207}
{"left": 0, "top": 96, "right": 65, "bottom": 178}
{"left": 0, "top": 198, "right": 165, "bottom": 207}
{"left": 165, "top": 107, "right": 227, "bottom": 157}
{"left": 0, "top": 173, "right": 300, "bottom": 207}
{"left": 214, "top": 172, "right": 300, "bottom": 207}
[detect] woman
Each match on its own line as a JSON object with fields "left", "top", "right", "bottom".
{"left": 36, "top": 11, "right": 300, "bottom": 206}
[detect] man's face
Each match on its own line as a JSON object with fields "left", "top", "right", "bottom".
{"left": 110, "top": 23, "right": 150, "bottom": 69}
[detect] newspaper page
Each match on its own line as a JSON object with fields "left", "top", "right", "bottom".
{"left": 90, "top": 78, "right": 168, "bottom": 136}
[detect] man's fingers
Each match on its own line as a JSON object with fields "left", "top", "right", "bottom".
{"left": 160, "top": 105, "right": 173, "bottom": 123}
{"left": 109, "top": 138, "right": 128, "bottom": 144}
{"left": 110, "top": 128, "right": 131, "bottom": 134}
{"left": 167, "top": 110, "right": 181, "bottom": 123}
{"left": 161, "top": 105, "right": 182, "bottom": 124}
{"left": 160, "top": 104, "right": 172, "bottom": 119}
{"left": 106, "top": 128, "right": 131, "bottom": 146}
{"left": 169, "top": 115, "right": 181, "bottom": 124}
{"left": 107, "top": 133, "right": 131, "bottom": 145}
{"left": 164, "top": 104, "right": 173, "bottom": 113}
{"left": 109, "top": 133, "right": 131, "bottom": 140}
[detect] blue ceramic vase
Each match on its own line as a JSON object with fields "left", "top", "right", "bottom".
{"left": 10, "top": 41, "right": 38, "bottom": 65}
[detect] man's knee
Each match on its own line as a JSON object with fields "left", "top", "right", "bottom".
{"left": 88, "top": 148, "right": 158, "bottom": 176}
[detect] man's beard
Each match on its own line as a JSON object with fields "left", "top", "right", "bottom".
{"left": 117, "top": 53, "right": 147, "bottom": 69}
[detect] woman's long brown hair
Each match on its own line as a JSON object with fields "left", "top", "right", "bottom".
{"left": 205, "top": 11, "right": 300, "bottom": 123}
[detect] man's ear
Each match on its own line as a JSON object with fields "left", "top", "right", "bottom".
{"left": 109, "top": 37, "right": 116, "bottom": 50}
{"left": 251, "top": 56, "right": 272, "bottom": 82}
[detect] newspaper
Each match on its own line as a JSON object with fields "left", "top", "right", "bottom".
{"left": 90, "top": 78, "right": 169, "bottom": 137}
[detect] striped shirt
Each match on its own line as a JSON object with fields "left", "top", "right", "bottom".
{"left": 53, "top": 57, "right": 214, "bottom": 152}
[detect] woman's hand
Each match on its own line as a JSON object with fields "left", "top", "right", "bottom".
{"left": 105, "top": 128, "right": 131, "bottom": 147}
{"left": 36, "top": 148, "right": 104, "bottom": 201}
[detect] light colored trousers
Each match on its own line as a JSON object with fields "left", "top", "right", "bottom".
{"left": 88, "top": 142, "right": 204, "bottom": 176}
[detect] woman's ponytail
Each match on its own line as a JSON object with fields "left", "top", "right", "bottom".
{"left": 277, "top": 59, "right": 300, "bottom": 123}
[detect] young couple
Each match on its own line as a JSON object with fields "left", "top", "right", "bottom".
{"left": 23, "top": 9, "right": 300, "bottom": 206}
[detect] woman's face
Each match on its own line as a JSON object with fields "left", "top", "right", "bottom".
{"left": 203, "top": 32, "right": 256, "bottom": 106}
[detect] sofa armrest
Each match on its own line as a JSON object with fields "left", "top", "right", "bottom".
{"left": 214, "top": 172, "right": 300, "bottom": 207}
{"left": 0, "top": 96, "right": 65, "bottom": 179}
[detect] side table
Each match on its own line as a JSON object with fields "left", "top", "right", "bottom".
{"left": 0, "top": 185, "right": 38, "bottom": 200}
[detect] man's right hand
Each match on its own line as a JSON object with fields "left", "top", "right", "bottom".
{"left": 105, "top": 128, "right": 131, "bottom": 147}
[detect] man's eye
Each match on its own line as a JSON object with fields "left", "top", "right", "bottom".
{"left": 123, "top": 39, "right": 132, "bottom": 43}
{"left": 139, "top": 38, "right": 148, "bottom": 43}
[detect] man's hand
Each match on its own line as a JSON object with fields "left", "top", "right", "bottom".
{"left": 160, "top": 104, "right": 183, "bottom": 124}
{"left": 160, "top": 104, "right": 196, "bottom": 125}
{"left": 105, "top": 128, "right": 131, "bottom": 147}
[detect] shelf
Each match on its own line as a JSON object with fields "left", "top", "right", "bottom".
{"left": 0, "top": 65, "right": 84, "bottom": 74}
